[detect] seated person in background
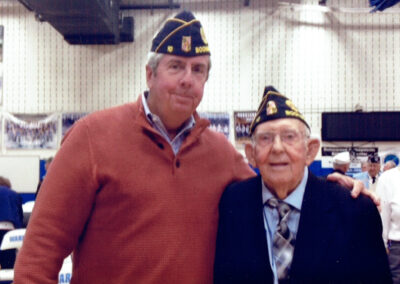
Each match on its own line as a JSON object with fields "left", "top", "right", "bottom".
{"left": 214, "top": 87, "right": 391, "bottom": 283}
{"left": 0, "top": 176, "right": 23, "bottom": 269}
{"left": 332, "top": 151, "right": 350, "bottom": 175}
{"left": 383, "top": 160, "right": 397, "bottom": 172}
{"left": 354, "top": 154, "right": 381, "bottom": 193}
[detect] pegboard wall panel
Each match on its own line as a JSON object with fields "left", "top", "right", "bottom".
{"left": 1, "top": 0, "right": 400, "bottom": 138}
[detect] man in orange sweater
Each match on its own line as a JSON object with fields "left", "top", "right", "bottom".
{"left": 14, "top": 10, "right": 373, "bottom": 284}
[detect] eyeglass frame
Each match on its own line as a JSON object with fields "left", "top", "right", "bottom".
{"left": 251, "top": 129, "right": 310, "bottom": 147}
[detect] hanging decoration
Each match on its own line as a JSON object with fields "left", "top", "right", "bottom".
{"left": 4, "top": 113, "right": 59, "bottom": 149}
{"left": 62, "top": 112, "right": 88, "bottom": 137}
{"left": 234, "top": 111, "right": 256, "bottom": 147}
{"left": 199, "top": 112, "right": 230, "bottom": 139}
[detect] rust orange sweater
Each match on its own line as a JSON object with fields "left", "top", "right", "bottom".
{"left": 14, "top": 97, "right": 255, "bottom": 284}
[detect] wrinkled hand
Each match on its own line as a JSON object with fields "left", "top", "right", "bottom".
{"left": 326, "top": 172, "right": 380, "bottom": 209}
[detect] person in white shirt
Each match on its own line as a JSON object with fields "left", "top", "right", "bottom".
{"left": 376, "top": 166, "right": 400, "bottom": 283}
{"left": 384, "top": 160, "right": 397, "bottom": 172}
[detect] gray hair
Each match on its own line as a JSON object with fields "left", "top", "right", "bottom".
{"left": 146, "top": 52, "right": 165, "bottom": 74}
{"left": 0, "top": 176, "right": 11, "bottom": 188}
{"left": 146, "top": 52, "right": 212, "bottom": 78}
{"left": 384, "top": 160, "right": 396, "bottom": 170}
{"left": 304, "top": 126, "right": 311, "bottom": 139}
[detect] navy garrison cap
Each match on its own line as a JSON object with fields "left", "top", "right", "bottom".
{"left": 249, "top": 86, "right": 310, "bottom": 135}
{"left": 150, "top": 10, "right": 210, "bottom": 57}
{"left": 368, "top": 154, "right": 381, "bottom": 163}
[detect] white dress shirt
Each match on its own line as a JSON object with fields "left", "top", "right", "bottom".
{"left": 141, "top": 93, "right": 195, "bottom": 155}
{"left": 376, "top": 167, "right": 400, "bottom": 246}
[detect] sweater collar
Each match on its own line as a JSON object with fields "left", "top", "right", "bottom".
{"left": 132, "top": 93, "right": 210, "bottom": 143}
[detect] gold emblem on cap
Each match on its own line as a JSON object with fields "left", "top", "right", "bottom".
{"left": 286, "top": 110, "right": 305, "bottom": 121}
{"left": 286, "top": 99, "right": 299, "bottom": 113}
{"left": 167, "top": 46, "right": 174, "bottom": 53}
{"left": 182, "top": 36, "right": 192, "bottom": 53}
{"left": 266, "top": 101, "right": 277, "bottom": 116}
{"left": 200, "top": 27, "right": 208, "bottom": 44}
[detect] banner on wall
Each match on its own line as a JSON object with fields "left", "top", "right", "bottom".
{"left": 62, "top": 112, "right": 89, "bottom": 137}
{"left": 199, "top": 112, "right": 230, "bottom": 139}
{"left": 4, "top": 113, "right": 59, "bottom": 149}
{"left": 321, "top": 146, "right": 378, "bottom": 160}
{"left": 234, "top": 111, "right": 256, "bottom": 146}
{"left": 321, "top": 146, "right": 378, "bottom": 174}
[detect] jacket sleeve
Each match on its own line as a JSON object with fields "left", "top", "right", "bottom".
{"left": 214, "top": 186, "right": 235, "bottom": 283}
{"left": 14, "top": 119, "right": 99, "bottom": 284}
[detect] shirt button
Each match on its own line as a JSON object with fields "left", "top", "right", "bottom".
{"left": 176, "top": 160, "right": 180, "bottom": 168}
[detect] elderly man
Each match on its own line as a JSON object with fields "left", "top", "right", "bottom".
{"left": 214, "top": 87, "right": 391, "bottom": 283}
{"left": 354, "top": 154, "right": 382, "bottom": 192}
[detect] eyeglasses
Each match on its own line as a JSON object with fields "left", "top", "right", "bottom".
{"left": 252, "top": 130, "right": 304, "bottom": 147}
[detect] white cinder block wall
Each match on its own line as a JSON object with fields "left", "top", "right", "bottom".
{"left": 1, "top": 0, "right": 400, "bottom": 159}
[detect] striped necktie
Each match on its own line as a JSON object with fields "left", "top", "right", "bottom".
{"left": 266, "top": 197, "right": 296, "bottom": 281}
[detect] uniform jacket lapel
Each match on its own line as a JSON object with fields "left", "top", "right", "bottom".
{"left": 289, "top": 171, "right": 338, "bottom": 278}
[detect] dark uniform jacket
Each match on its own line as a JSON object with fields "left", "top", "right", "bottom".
{"left": 214, "top": 171, "right": 392, "bottom": 284}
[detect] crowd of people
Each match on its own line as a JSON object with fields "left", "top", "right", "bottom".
{"left": 329, "top": 150, "right": 400, "bottom": 283}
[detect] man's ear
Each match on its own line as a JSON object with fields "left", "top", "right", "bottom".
{"left": 245, "top": 142, "right": 256, "bottom": 168}
{"left": 305, "top": 138, "right": 320, "bottom": 166}
{"left": 146, "top": 65, "right": 153, "bottom": 88}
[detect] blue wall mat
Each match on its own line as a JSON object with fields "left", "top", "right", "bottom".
{"left": 39, "top": 159, "right": 47, "bottom": 180}
{"left": 20, "top": 193, "right": 36, "bottom": 203}
{"left": 309, "top": 160, "right": 332, "bottom": 177}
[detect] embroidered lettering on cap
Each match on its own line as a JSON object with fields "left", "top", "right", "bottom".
{"left": 195, "top": 46, "right": 210, "bottom": 54}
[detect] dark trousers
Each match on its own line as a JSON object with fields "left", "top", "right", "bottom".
{"left": 389, "top": 240, "right": 400, "bottom": 284}
{"left": 0, "top": 230, "right": 17, "bottom": 269}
